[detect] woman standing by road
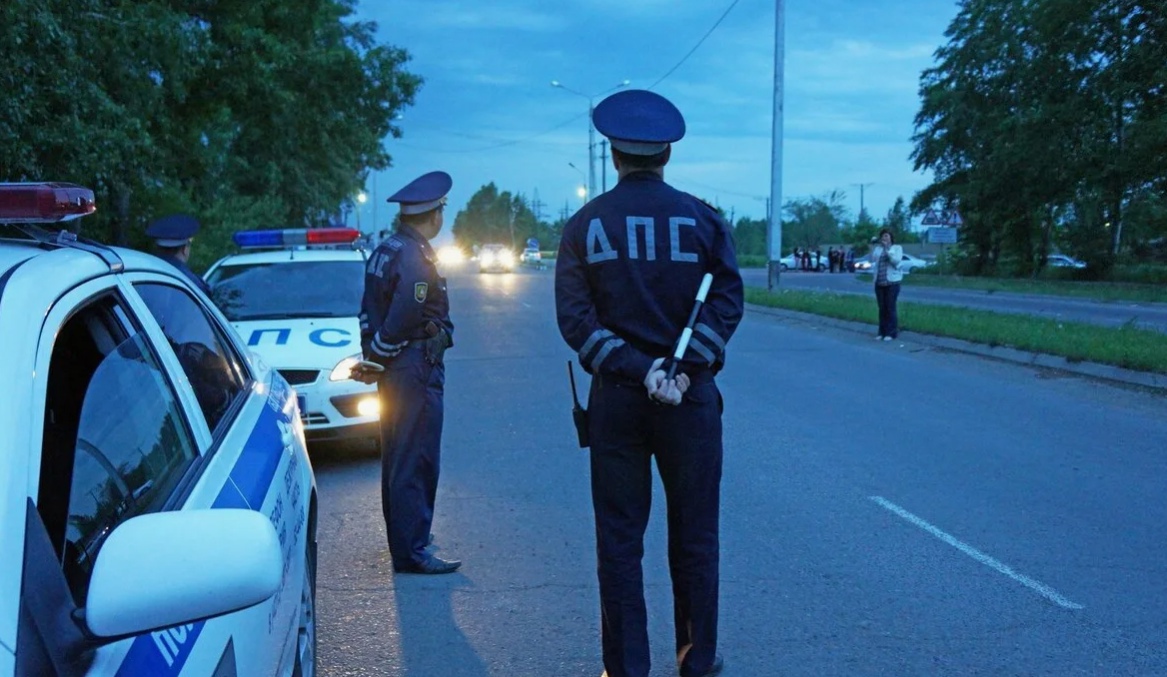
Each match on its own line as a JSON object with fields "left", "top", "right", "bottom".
{"left": 872, "top": 228, "right": 903, "bottom": 341}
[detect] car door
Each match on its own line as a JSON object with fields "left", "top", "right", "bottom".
{"left": 115, "top": 272, "right": 309, "bottom": 676}
{"left": 22, "top": 278, "right": 210, "bottom": 675}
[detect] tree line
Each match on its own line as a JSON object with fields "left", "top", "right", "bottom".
{"left": 0, "top": 0, "right": 419, "bottom": 271}
{"left": 911, "top": 0, "right": 1166, "bottom": 277}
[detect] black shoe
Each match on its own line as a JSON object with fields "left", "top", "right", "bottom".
{"left": 394, "top": 555, "right": 461, "bottom": 575}
{"left": 681, "top": 655, "right": 724, "bottom": 677}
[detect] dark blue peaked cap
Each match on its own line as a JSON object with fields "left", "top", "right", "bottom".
{"left": 592, "top": 89, "right": 686, "bottom": 156}
{"left": 145, "top": 213, "right": 201, "bottom": 247}
{"left": 387, "top": 171, "right": 453, "bottom": 215}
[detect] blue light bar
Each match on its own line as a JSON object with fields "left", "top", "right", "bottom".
{"left": 232, "top": 228, "right": 360, "bottom": 249}
{"left": 233, "top": 230, "right": 284, "bottom": 248}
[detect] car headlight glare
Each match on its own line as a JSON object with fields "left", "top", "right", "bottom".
{"left": 329, "top": 354, "right": 363, "bottom": 381}
{"left": 357, "top": 397, "right": 381, "bottom": 417}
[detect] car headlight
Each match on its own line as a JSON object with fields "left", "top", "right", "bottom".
{"left": 329, "top": 353, "right": 363, "bottom": 381}
{"left": 481, "top": 252, "right": 496, "bottom": 265}
{"left": 357, "top": 397, "right": 381, "bottom": 417}
{"left": 437, "top": 246, "right": 464, "bottom": 265}
{"left": 499, "top": 251, "right": 514, "bottom": 265}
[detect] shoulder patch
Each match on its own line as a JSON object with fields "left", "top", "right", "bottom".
{"left": 388, "top": 237, "right": 404, "bottom": 251}
{"left": 414, "top": 282, "right": 428, "bottom": 303}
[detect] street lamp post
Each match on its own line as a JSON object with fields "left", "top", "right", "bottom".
{"left": 551, "top": 79, "right": 630, "bottom": 200}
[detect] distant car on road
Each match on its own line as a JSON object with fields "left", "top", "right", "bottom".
{"left": 1048, "top": 254, "right": 1087, "bottom": 269}
{"left": 779, "top": 252, "right": 828, "bottom": 272}
{"left": 854, "top": 252, "right": 933, "bottom": 274}
{"left": 478, "top": 244, "right": 515, "bottom": 273}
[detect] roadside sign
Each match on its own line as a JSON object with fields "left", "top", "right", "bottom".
{"left": 921, "top": 209, "right": 943, "bottom": 226}
{"left": 944, "top": 210, "right": 963, "bottom": 227}
{"left": 928, "top": 227, "right": 958, "bottom": 244}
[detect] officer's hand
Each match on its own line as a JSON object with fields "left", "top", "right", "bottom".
{"left": 644, "top": 358, "right": 667, "bottom": 393}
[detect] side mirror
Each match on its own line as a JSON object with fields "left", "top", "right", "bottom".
{"left": 84, "top": 509, "right": 282, "bottom": 638}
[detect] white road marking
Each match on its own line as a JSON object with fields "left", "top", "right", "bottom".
{"left": 869, "top": 496, "right": 1084, "bottom": 610}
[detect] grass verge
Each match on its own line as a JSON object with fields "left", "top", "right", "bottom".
{"left": 862, "top": 272, "right": 1167, "bottom": 304}
{"left": 745, "top": 287, "right": 1167, "bottom": 375}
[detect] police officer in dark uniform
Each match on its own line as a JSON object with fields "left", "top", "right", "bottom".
{"left": 145, "top": 213, "right": 212, "bottom": 295}
{"left": 359, "top": 171, "right": 460, "bottom": 575}
{"left": 555, "top": 90, "right": 744, "bottom": 677}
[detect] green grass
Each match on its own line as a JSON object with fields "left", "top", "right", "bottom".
{"left": 745, "top": 287, "right": 1167, "bottom": 375}
{"left": 853, "top": 272, "right": 1167, "bottom": 304}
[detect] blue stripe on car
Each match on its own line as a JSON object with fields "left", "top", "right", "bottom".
{"left": 115, "top": 371, "right": 292, "bottom": 676}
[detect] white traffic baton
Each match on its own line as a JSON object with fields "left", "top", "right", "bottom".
{"left": 665, "top": 273, "right": 714, "bottom": 380}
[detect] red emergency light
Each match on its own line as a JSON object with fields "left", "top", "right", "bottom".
{"left": 0, "top": 183, "right": 97, "bottom": 224}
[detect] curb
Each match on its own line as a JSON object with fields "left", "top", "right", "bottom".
{"left": 745, "top": 303, "right": 1167, "bottom": 394}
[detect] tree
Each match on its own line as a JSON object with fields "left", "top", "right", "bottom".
{"left": 910, "top": 0, "right": 1166, "bottom": 276}
{"left": 732, "top": 217, "right": 767, "bottom": 257}
{"left": 783, "top": 191, "right": 847, "bottom": 252}
{"left": 452, "top": 184, "right": 560, "bottom": 251}
{"left": 0, "top": 0, "right": 421, "bottom": 268}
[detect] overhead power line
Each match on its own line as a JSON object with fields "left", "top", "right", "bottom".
{"left": 648, "top": 0, "right": 744, "bottom": 90}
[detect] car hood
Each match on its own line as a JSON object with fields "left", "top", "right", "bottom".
{"left": 231, "top": 317, "right": 361, "bottom": 370}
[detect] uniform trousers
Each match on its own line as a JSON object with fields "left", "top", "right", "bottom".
{"left": 377, "top": 349, "right": 445, "bottom": 569}
{"left": 588, "top": 374, "right": 723, "bottom": 677}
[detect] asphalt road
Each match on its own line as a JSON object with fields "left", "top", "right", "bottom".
{"left": 313, "top": 265, "right": 1167, "bottom": 676}
{"left": 740, "top": 268, "right": 1167, "bottom": 333}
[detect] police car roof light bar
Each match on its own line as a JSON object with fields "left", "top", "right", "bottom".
{"left": 0, "top": 183, "right": 97, "bottom": 224}
{"left": 232, "top": 228, "right": 361, "bottom": 249}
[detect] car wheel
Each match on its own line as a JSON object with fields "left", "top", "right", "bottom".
{"left": 780, "top": 263, "right": 788, "bottom": 271}
{"left": 292, "top": 536, "right": 317, "bottom": 677}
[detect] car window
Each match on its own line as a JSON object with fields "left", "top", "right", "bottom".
{"left": 206, "top": 259, "right": 365, "bottom": 321}
{"left": 135, "top": 283, "right": 249, "bottom": 433}
{"left": 38, "top": 294, "right": 200, "bottom": 605}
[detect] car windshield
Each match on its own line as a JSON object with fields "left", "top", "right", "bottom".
{"left": 207, "top": 259, "right": 365, "bottom": 321}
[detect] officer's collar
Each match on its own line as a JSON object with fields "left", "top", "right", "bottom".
{"left": 395, "top": 225, "right": 436, "bottom": 255}
{"left": 619, "top": 170, "right": 664, "bottom": 184}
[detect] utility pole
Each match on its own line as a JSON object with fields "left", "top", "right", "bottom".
{"left": 600, "top": 140, "right": 609, "bottom": 193}
{"left": 531, "top": 189, "right": 545, "bottom": 223}
{"left": 852, "top": 182, "right": 874, "bottom": 222}
{"left": 767, "top": 0, "right": 786, "bottom": 290}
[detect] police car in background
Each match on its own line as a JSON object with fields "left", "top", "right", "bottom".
{"left": 0, "top": 183, "right": 317, "bottom": 676}
{"left": 205, "top": 229, "right": 380, "bottom": 445}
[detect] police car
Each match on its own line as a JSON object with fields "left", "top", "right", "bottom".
{"left": 0, "top": 183, "right": 317, "bottom": 676}
{"left": 204, "top": 229, "right": 379, "bottom": 445}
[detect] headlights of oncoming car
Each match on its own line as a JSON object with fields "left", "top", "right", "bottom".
{"left": 330, "top": 353, "right": 363, "bottom": 381}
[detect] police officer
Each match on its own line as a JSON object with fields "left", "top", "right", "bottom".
{"left": 145, "top": 213, "right": 212, "bottom": 295}
{"left": 555, "top": 90, "right": 744, "bottom": 677}
{"left": 359, "top": 171, "right": 460, "bottom": 575}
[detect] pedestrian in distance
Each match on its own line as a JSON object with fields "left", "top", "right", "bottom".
{"left": 357, "top": 170, "right": 461, "bottom": 575}
{"left": 871, "top": 228, "right": 904, "bottom": 341}
{"left": 555, "top": 88, "right": 744, "bottom": 677}
{"left": 145, "top": 214, "right": 212, "bottom": 296}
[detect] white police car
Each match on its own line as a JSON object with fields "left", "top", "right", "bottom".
{"left": 204, "top": 229, "right": 379, "bottom": 445}
{"left": 0, "top": 183, "right": 317, "bottom": 676}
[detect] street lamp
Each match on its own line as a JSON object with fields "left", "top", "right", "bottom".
{"left": 568, "top": 162, "right": 588, "bottom": 205}
{"left": 551, "top": 79, "right": 630, "bottom": 200}
{"left": 356, "top": 191, "right": 368, "bottom": 231}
